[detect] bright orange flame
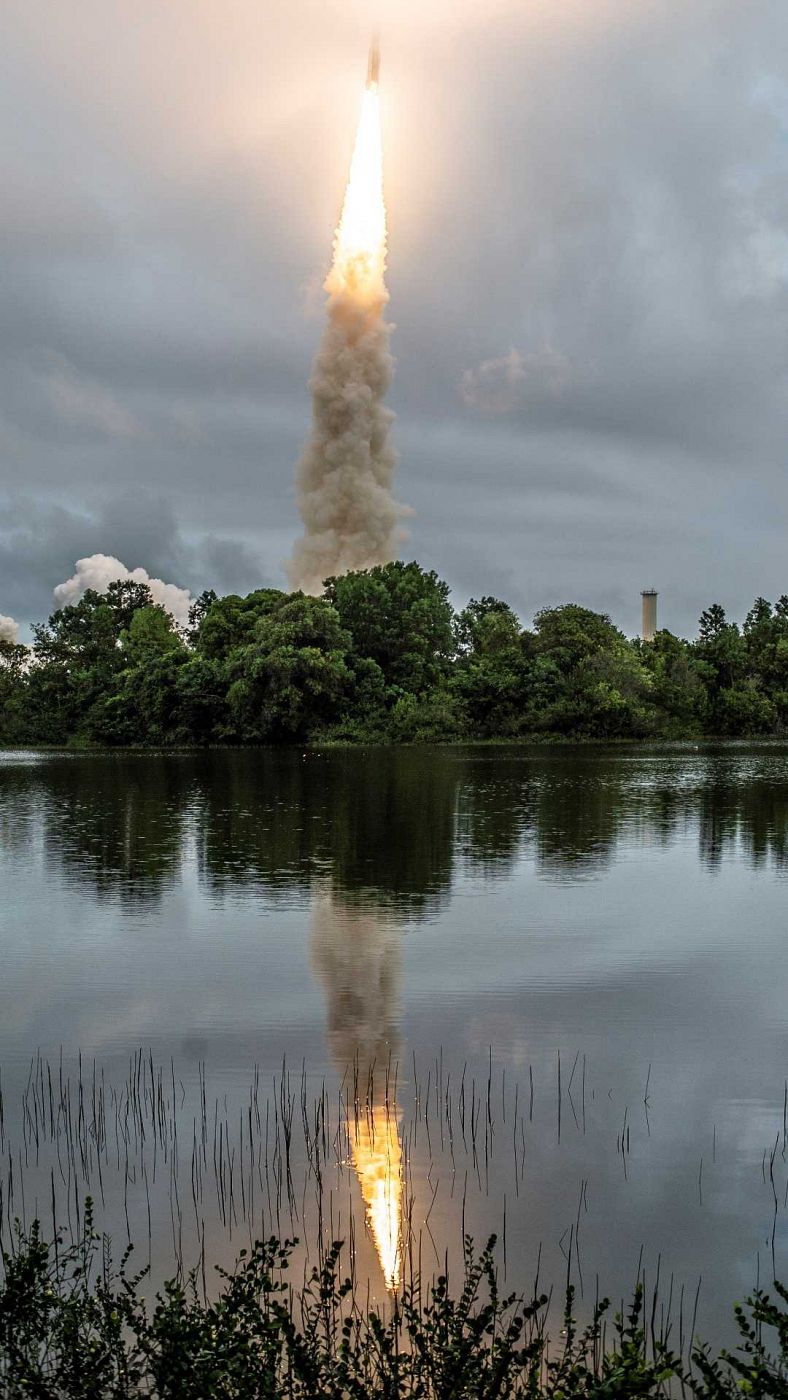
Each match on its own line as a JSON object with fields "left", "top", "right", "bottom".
{"left": 350, "top": 1108, "right": 402, "bottom": 1291}
{"left": 328, "top": 83, "right": 387, "bottom": 299}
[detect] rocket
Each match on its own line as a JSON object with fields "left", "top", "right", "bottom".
{"left": 366, "top": 35, "right": 381, "bottom": 88}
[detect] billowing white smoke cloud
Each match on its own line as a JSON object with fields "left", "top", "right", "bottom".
{"left": 0, "top": 614, "right": 19, "bottom": 644}
{"left": 288, "top": 288, "right": 410, "bottom": 595}
{"left": 54, "top": 555, "right": 194, "bottom": 628}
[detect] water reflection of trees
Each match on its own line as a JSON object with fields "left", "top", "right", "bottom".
{"left": 5, "top": 747, "right": 788, "bottom": 906}
{"left": 14, "top": 757, "right": 188, "bottom": 904}
{"left": 192, "top": 750, "right": 457, "bottom": 915}
{"left": 533, "top": 761, "right": 628, "bottom": 879}
{"left": 0, "top": 763, "right": 41, "bottom": 856}
{"left": 695, "top": 757, "right": 788, "bottom": 870}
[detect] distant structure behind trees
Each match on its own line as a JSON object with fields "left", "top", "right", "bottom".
{"left": 641, "top": 589, "right": 658, "bottom": 642}
{"left": 1, "top": 562, "right": 788, "bottom": 746}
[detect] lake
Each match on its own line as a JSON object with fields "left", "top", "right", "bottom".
{"left": 1, "top": 743, "right": 787, "bottom": 1348}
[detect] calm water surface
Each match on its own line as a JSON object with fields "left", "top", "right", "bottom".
{"left": 1, "top": 744, "right": 787, "bottom": 1344}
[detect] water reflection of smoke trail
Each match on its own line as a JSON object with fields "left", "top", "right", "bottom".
{"left": 310, "top": 888, "right": 403, "bottom": 1290}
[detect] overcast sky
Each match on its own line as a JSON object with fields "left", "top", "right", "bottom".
{"left": 1, "top": 0, "right": 787, "bottom": 639}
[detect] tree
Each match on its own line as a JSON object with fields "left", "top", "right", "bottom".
{"left": 120, "top": 649, "right": 190, "bottom": 745}
{"left": 744, "top": 597, "right": 773, "bottom": 635}
{"left": 187, "top": 589, "right": 218, "bottom": 645}
{"left": 454, "top": 597, "right": 521, "bottom": 659}
{"left": 0, "top": 639, "right": 29, "bottom": 743}
{"left": 698, "top": 603, "right": 729, "bottom": 641}
{"left": 637, "top": 630, "right": 706, "bottom": 734}
{"left": 103, "top": 579, "right": 156, "bottom": 634}
{"left": 714, "top": 681, "right": 776, "bottom": 736}
{"left": 83, "top": 607, "right": 188, "bottom": 745}
{"left": 532, "top": 604, "right": 624, "bottom": 668}
{"left": 123, "top": 605, "right": 185, "bottom": 666}
{"left": 693, "top": 603, "right": 749, "bottom": 730}
{"left": 175, "top": 656, "right": 229, "bottom": 745}
{"left": 225, "top": 595, "right": 353, "bottom": 742}
{"left": 528, "top": 605, "right": 656, "bottom": 737}
{"left": 324, "top": 562, "right": 454, "bottom": 696}
{"left": 451, "top": 598, "right": 530, "bottom": 737}
{"left": 743, "top": 598, "right": 788, "bottom": 696}
{"left": 26, "top": 585, "right": 155, "bottom": 742}
{"left": 196, "top": 590, "right": 286, "bottom": 663}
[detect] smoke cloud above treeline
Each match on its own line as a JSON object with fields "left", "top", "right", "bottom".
{"left": 54, "top": 556, "right": 194, "bottom": 629}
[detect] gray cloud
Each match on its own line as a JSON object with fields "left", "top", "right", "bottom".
{"left": 0, "top": 494, "right": 270, "bottom": 640}
{"left": 39, "top": 353, "right": 145, "bottom": 441}
{"left": 461, "top": 348, "right": 571, "bottom": 415}
{"left": 0, "top": 0, "right": 786, "bottom": 638}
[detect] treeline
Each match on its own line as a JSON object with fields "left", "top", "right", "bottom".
{"left": 2, "top": 560, "right": 788, "bottom": 745}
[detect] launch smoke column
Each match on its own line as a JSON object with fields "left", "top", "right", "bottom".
{"left": 641, "top": 589, "right": 658, "bottom": 642}
{"left": 288, "top": 44, "right": 408, "bottom": 595}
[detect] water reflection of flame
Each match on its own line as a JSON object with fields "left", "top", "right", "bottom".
{"left": 310, "top": 889, "right": 404, "bottom": 1291}
{"left": 350, "top": 1109, "right": 402, "bottom": 1291}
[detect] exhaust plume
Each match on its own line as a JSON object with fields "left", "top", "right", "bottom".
{"left": 54, "top": 555, "right": 194, "bottom": 629}
{"left": 288, "top": 59, "right": 409, "bottom": 595}
{"left": 0, "top": 614, "right": 19, "bottom": 644}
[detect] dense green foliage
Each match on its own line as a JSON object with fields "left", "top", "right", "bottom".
{"left": 2, "top": 1215, "right": 788, "bottom": 1397}
{"left": 3, "top": 561, "right": 788, "bottom": 745}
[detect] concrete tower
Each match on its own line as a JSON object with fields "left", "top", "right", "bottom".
{"left": 641, "top": 590, "right": 658, "bottom": 642}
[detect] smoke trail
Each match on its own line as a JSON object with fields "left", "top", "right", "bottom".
{"left": 0, "top": 614, "right": 19, "bottom": 644}
{"left": 54, "top": 555, "right": 194, "bottom": 628}
{"left": 288, "top": 78, "right": 409, "bottom": 595}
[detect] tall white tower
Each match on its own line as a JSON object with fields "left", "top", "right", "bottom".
{"left": 641, "top": 590, "right": 658, "bottom": 642}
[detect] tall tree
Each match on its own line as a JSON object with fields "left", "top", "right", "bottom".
{"left": 225, "top": 595, "right": 353, "bottom": 742}
{"left": 0, "top": 639, "right": 29, "bottom": 743}
{"left": 324, "top": 562, "right": 454, "bottom": 695}
{"left": 454, "top": 597, "right": 521, "bottom": 659}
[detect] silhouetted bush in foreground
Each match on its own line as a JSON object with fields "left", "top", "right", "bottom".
{"left": 2, "top": 1209, "right": 788, "bottom": 1397}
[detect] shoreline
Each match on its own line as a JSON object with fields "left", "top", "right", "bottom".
{"left": 3, "top": 734, "right": 788, "bottom": 755}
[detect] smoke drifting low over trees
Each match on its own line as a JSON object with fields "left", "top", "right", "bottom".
{"left": 2, "top": 561, "right": 788, "bottom": 746}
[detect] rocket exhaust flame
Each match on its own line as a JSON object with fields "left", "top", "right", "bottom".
{"left": 330, "top": 84, "right": 386, "bottom": 296}
{"left": 288, "top": 44, "right": 409, "bottom": 595}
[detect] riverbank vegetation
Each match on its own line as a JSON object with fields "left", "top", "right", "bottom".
{"left": 2, "top": 562, "right": 788, "bottom": 746}
{"left": 3, "top": 1215, "right": 788, "bottom": 1397}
